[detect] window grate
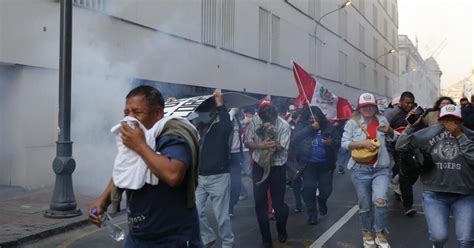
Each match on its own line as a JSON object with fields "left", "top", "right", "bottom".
{"left": 202, "top": 0, "right": 217, "bottom": 46}
{"left": 258, "top": 7, "right": 271, "bottom": 61}
{"left": 72, "top": 0, "right": 106, "bottom": 12}
{"left": 220, "top": 0, "right": 235, "bottom": 49}
{"left": 271, "top": 14, "right": 280, "bottom": 63}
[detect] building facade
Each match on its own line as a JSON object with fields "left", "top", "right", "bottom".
{"left": 441, "top": 69, "right": 474, "bottom": 103}
{"left": 0, "top": 0, "right": 399, "bottom": 190}
{"left": 397, "top": 35, "right": 441, "bottom": 107}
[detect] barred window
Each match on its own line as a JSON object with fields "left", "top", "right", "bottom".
{"left": 359, "top": 24, "right": 365, "bottom": 52}
{"left": 73, "top": 0, "right": 106, "bottom": 11}
{"left": 338, "top": 51, "right": 348, "bottom": 84}
{"left": 202, "top": 0, "right": 217, "bottom": 46}
{"left": 271, "top": 14, "right": 280, "bottom": 63}
{"left": 372, "top": 4, "right": 378, "bottom": 29}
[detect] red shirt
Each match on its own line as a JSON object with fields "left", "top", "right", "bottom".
{"left": 366, "top": 119, "right": 379, "bottom": 165}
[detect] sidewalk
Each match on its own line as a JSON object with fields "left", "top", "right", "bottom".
{"left": 0, "top": 186, "right": 96, "bottom": 247}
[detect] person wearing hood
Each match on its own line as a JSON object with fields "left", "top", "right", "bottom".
{"left": 291, "top": 105, "right": 340, "bottom": 225}
{"left": 396, "top": 104, "right": 474, "bottom": 248}
{"left": 245, "top": 100, "right": 291, "bottom": 247}
{"left": 194, "top": 92, "right": 234, "bottom": 248}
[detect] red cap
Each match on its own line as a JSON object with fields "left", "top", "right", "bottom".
{"left": 259, "top": 99, "right": 272, "bottom": 109}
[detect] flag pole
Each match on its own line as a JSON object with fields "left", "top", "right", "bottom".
{"left": 293, "top": 61, "right": 316, "bottom": 120}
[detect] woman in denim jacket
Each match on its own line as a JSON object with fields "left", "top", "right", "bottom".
{"left": 341, "top": 93, "right": 395, "bottom": 248}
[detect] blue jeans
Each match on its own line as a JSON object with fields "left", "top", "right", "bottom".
{"left": 241, "top": 151, "right": 252, "bottom": 176}
{"left": 229, "top": 152, "right": 243, "bottom": 213}
{"left": 422, "top": 191, "right": 474, "bottom": 248}
{"left": 336, "top": 148, "right": 350, "bottom": 171}
{"left": 351, "top": 166, "right": 390, "bottom": 232}
{"left": 302, "top": 163, "right": 333, "bottom": 221}
{"left": 195, "top": 173, "right": 234, "bottom": 248}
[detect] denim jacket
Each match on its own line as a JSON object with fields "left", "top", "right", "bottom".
{"left": 341, "top": 115, "right": 396, "bottom": 170}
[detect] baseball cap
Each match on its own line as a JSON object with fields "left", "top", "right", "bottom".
{"left": 439, "top": 104, "right": 463, "bottom": 120}
{"left": 258, "top": 99, "right": 272, "bottom": 109}
{"left": 358, "top": 93, "right": 377, "bottom": 107}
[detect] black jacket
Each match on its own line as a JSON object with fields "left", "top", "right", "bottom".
{"left": 198, "top": 106, "right": 233, "bottom": 176}
{"left": 291, "top": 122, "right": 340, "bottom": 169}
{"left": 462, "top": 105, "right": 474, "bottom": 130}
{"left": 389, "top": 108, "right": 426, "bottom": 175}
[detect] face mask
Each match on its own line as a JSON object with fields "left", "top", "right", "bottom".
{"left": 197, "top": 112, "right": 213, "bottom": 124}
{"left": 243, "top": 116, "right": 252, "bottom": 123}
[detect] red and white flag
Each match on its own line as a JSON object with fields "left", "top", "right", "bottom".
{"left": 292, "top": 61, "right": 353, "bottom": 120}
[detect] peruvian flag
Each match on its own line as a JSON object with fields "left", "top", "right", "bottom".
{"left": 293, "top": 61, "right": 316, "bottom": 108}
{"left": 292, "top": 61, "right": 353, "bottom": 120}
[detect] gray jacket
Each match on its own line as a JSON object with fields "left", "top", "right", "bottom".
{"left": 396, "top": 124, "right": 474, "bottom": 195}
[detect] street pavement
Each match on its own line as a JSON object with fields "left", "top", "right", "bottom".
{"left": 19, "top": 171, "right": 460, "bottom": 248}
{"left": 0, "top": 187, "right": 95, "bottom": 248}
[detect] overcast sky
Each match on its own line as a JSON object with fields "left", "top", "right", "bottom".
{"left": 398, "top": 0, "right": 473, "bottom": 88}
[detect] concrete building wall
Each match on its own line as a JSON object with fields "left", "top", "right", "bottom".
{"left": 0, "top": 65, "right": 57, "bottom": 189}
{"left": 0, "top": 0, "right": 399, "bottom": 190}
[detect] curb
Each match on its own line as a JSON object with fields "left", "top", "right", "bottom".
{"left": 0, "top": 210, "right": 90, "bottom": 248}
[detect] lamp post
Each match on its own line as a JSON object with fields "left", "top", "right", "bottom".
{"left": 312, "top": 0, "right": 351, "bottom": 74}
{"left": 314, "top": 0, "right": 352, "bottom": 45}
{"left": 374, "top": 48, "right": 395, "bottom": 69}
{"left": 45, "top": 0, "right": 81, "bottom": 218}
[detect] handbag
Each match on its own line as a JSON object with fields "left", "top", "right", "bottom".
{"left": 351, "top": 117, "right": 381, "bottom": 163}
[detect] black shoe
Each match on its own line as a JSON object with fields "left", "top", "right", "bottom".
{"left": 405, "top": 208, "right": 417, "bottom": 216}
{"left": 338, "top": 168, "right": 345, "bottom": 174}
{"left": 294, "top": 208, "right": 304, "bottom": 213}
{"left": 319, "top": 202, "right": 328, "bottom": 216}
{"left": 278, "top": 232, "right": 287, "bottom": 243}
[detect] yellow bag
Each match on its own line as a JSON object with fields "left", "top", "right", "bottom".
{"left": 351, "top": 138, "right": 380, "bottom": 163}
{"left": 351, "top": 117, "right": 381, "bottom": 163}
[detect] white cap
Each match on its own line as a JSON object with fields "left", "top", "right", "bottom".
{"left": 439, "top": 104, "right": 463, "bottom": 120}
{"left": 358, "top": 93, "right": 377, "bottom": 107}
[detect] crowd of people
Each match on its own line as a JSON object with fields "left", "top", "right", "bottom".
{"left": 87, "top": 85, "right": 474, "bottom": 248}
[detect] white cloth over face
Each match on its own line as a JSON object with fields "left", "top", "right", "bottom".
{"left": 111, "top": 116, "right": 193, "bottom": 189}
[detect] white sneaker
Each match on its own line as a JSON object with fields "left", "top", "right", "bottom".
{"left": 375, "top": 231, "right": 390, "bottom": 248}
{"left": 362, "top": 231, "right": 376, "bottom": 248}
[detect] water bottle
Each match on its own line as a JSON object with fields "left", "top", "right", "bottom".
{"left": 92, "top": 208, "right": 125, "bottom": 241}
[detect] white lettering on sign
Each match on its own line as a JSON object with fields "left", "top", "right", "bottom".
{"left": 164, "top": 95, "right": 212, "bottom": 118}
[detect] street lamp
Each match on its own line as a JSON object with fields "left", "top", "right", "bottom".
{"left": 45, "top": 0, "right": 81, "bottom": 218}
{"left": 314, "top": 0, "right": 352, "bottom": 45}
{"left": 375, "top": 48, "right": 396, "bottom": 69}
{"left": 312, "top": 0, "right": 351, "bottom": 74}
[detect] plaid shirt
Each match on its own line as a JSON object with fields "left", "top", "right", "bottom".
{"left": 245, "top": 115, "right": 291, "bottom": 166}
